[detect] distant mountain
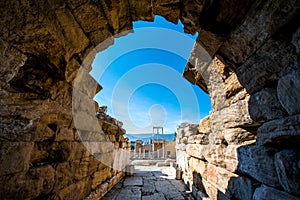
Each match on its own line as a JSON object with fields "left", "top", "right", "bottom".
{"left": 125, "top": 133, "right": 175, "bottom": 142}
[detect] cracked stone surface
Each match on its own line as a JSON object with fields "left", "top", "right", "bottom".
{"left": 103, "top": 166, "right": 194, "bottom": 200}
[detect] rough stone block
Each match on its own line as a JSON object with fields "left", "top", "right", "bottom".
{"left": 0, "top": 141, "right": 33, "bottom": 176}
{"left": 227, "top": 176, "right": 258, "bottom": 200}
{"left": 257, "top": 114, "right": 300, "bottom": 146}
{"left": 206, "top": 163, "right": 238, "bottom": 194}
{"left": 275, "top": 149, "right": 300, "bottom": 196}
{"left": 223, "top": 128, "right": 256, "bottom": 145}
{"left": 210, "top": 96, "right": 254, "bottom": 131}
{"left": 236, "top": 37, "right": 298, "bottom": 94}
{"left": 186, "top": 144, "right": 208, "bottom": 160}
{"left": 278, "top": 70, "right": 300, "bottom": 115}
{"left": 253, "top": 184, "right": 300, "bottom": 200}
{"left": 189, "top": 157, "right": 207, "bottom": 180}
{"left": 0, "top": 164, "right": 55, "bottom": 199}
{"left": 237, "top": 145, "right": 280, "bottom": 187}
{"left": 249, "top": 88, "right": 287, "bottom": 122}
{"left": 92, "top": 167, "right": 112, "bottom": 189}
{"left": 58, "top": 178, "right": 91, "bottom": 200}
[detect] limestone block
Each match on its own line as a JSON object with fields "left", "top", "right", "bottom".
{"left": 202, "top": 179, "right": 216, "bottom": 200}
{"left": 72, "top": 88, "right": 97, "bottom": 114}
{"left": 186, "top": 144, "right": 208, "bottom": 160}
{"left": 227, "top": 176, "right": 258, "bottom": 200}
{"left": 100, "top": 121, "right": 124, "bottom": 135}
{"left": 224, "top": 73, "right": 244, "bottom": 99}
{"left": 210, "top": 96, "right": 254, "bottom": 132}
{"left": 278, "top": 70, "right": 300, "bottom": 115}
{"left": 205, "top": 145, "right": 226, "bottom": 168}
{"left": 71, "top": 160, "right": 94, "bottom": 181}
{"left": 98, "top": 0, "right": 132, "bottom": 33}
{"left": 183, "top": 124, "right": 199, "bottom": 137}
{"left": 83, "top": 141, "right": 114, "bottom": 155}
{"left": 0, "top": 38, "right": 27, "bottom": 82}
{"left": 0, "top": 141, "right": 33, "bottom": 176}
{"left": 54, "top": 8, "right": 89, "bottom": 59}
{"left": 73, "top": 110, "right": 102, "bottom": 132}
{"left": 27, "top": 165, "right": 55, "bottom": 197}
{"left": 73, "top": 2, "right": 107, "bottom": 33}
{"left": 0, "top": 164, "right": 55, "bottom": 199}
{"left": 58, "top": 178, "right": 92, "bottom": 200}
{"left": 128, "top": 0, "right": 153, "bottom": 21}
{"left": 237, "top": 37, "right": 298, "bottom": 94}
{"left": 189, "top": 157, "right": 207, "bottom": 180}
{"left": 223, "top": 128, "right": 256, "bottom": 145}
{"left": 152, "top": 0, "right": 181, "bottom": 24}
{"left": 92, "top": 167, "right": 112, "bottom": 189}
{"left": 237, "top": 145, "right": 280, "bottom": 187}
{"left": 193, "top": 133, "right": 209, "bottom": 145}
{"left": 256, "top": 114, "right": 300, "bottom": 146}
{"left": 224, "top": 145, "right": 241, "bottom": 172}
{"left": 94, "top": 152, "right": 114, "bottom": 168}
{"left": 198, "top": 116, "right": 211, "bottom": 134}
{"left": 206, "top": 163, "right": 238, "bottom": 194}
{"left": 249, "top": 88, "right": 287, "bottom": 122}
{"left": 54, "top": 127, "right": 75, "bottom": 141}
{"left": 78, "top": 130, "right": 106, "bottom": 142}
{"left": 219, "top": 0, "right": 300, "bottom": 65}
{"left": 54, "top": 162, "right": 74, "bottom": 191}
{"left": 187, "top": 144, "right": 240, "bottom": 172}
{"left": 275, "top": 149, "right": 300, "bottom": 196}
{"left": 253, "top": 184, "right": 300, "bottom": 200}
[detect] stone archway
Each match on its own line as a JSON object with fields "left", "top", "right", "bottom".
{"left": 0, "top": 0, "right": 300, "bottom": 199}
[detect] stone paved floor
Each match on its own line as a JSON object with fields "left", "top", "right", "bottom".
{"left": 103, "top": 166, "right": 195, "bottom": 200}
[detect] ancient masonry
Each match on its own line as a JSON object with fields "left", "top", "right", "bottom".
{"left": 0, "top": 0, "right": 300, "bottom": 199}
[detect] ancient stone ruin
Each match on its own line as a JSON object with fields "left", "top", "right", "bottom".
{"left": 0, "top": 0, "right": 299, "bottom": 199}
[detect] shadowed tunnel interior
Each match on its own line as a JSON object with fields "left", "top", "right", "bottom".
{"left": 0, "top": 0, "right": 300, "bottom": 199}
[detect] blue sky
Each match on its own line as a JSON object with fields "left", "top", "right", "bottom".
{"left": 91, "top": 16, "right": 211, "bottom": 134}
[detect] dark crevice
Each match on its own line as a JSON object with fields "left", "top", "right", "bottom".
{"left": 9, "top": 54, "right": 65, "bottom": 98}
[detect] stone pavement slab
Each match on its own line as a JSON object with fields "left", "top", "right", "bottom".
{"left": 103, "top": 166, "right": 195, "bottom": 200}
{"left": 123, "top": 177, "right": 143, "bottom": 186}
{"left": 115, "top": 186, "right": 141, "bottom": 200}
{"left": 142, "top": 192, "right": 166, "bottom": 200}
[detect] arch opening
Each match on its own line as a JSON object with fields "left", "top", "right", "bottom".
{"left": 90, "top": 15, "right": 212, "bottom": 135}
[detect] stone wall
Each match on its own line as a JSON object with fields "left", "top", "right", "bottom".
{"left": 176, "top": 12, "right": 300, "bottom": 199}
{"left": 1, "top": 0, "right": 299, "bottom": 199}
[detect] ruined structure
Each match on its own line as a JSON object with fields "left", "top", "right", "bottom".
{"left": 0, "top": 0, "right": 299, "bottom": 199}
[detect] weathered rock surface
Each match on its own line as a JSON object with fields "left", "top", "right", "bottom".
{"left": 237, "top": 145, "right": 280, "bottom": 187}
{"left": 275, "top": 149, "right": 300, "bottom": 196}
{"left": 256, "top": 114, "right": 300, "bottom": 146}
{"left": 227, "top": 176, "right": 258, "bottom": 200}
{"left": 1, "top": 0, "right": 300, "bottom": 199}
{"left": 278, "top": 70, "right": 300, "bottom": 115}
{"left": 249, "top": 88, "right": 287, "bottom": 122}
{"left": 253, "top": 185, "right": 300, "bottom": 200}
